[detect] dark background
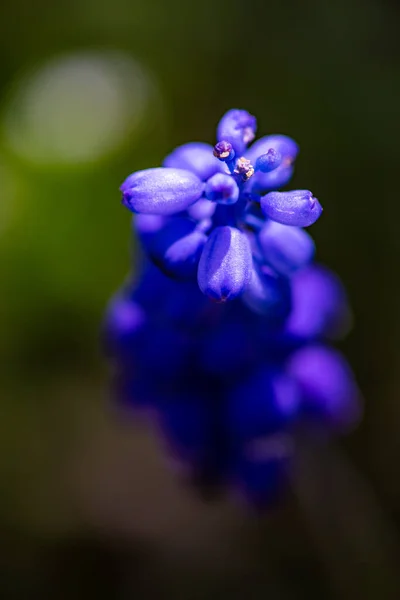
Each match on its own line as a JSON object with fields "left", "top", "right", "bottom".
{"left": 0, "top": 0, "right": 400, "bottom": 598}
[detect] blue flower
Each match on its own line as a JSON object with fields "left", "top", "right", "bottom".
{"left": 255, "top": 149, "right": 282, "bottom": 173}
{"left": 205, "top": 173, "right": 240, "bottom": 205}
{"left": 120, "top": 108, "right": 323, "bottom": 301}
{"left": 246, "top": 134, "right": 299, "bottom": 193}
{"left": 146, "top": 217, "right": 207, "bottom": 280}
{"left": 121, "top": 168, "right": 204, "bottom": 215}
{"left": 260, "top": 190, "right": 323, "bottom": 227}
{"left": 242, "top": 262, "right": 292, "bottom": 321}
{"left": 105, "top": 109, "right": 360, "bottom": 508}
{"left": 258, "top": 220, "right": 316, "bottom": 276}
{"left": 198, "top": 226, "right": 252, "bottom": 302}
{"left": 285, "top": 264, "right": 352, "bottom": 340}
{"left": 104, "top": 256, "right": 361, "bottom": 507}
{"left": 216, "top": 109, "right": 257, "bottom": 155}
{"left": 287, "top": 345, "right": 362, "bottom": 432}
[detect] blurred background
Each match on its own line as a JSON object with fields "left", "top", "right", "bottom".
{"left": 0, "top": 0, "right": 400, "bottom": 597}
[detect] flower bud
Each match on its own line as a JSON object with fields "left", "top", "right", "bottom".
{"left": 258, "top": 221, "right": 315, "bottom": 276}
{"left": 205, "top": 173, "right": 240, "bottom": 205}
{"left": 242, "top": 263, "right": 291, "bottom": 322}
{"left": 121, "top": 168, "right": 204, "bottom": 215}
{"left": 217, "top": 109, "right": 257, "bottom": 155}
{"left": 260, "top": 190, "right": 323, "bottom": 227}
{"left": 286, "top": 265, "right": 352, "bottom": 340}
{"left": 248, "top": 135, "right": 299, "bottom": 194}
{"left": 198, "top": 226, "right": 252, "bottom": 301}
{"left": 255, "top": 149, "right": 282, "bottom": 173}
{"left": 287, "top": 345, "right": 362, "bottom": 431}
{"left": 149, "top": 217, "right": 207, "bottom": 279}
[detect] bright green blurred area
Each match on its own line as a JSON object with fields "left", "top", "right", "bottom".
{"left": 0, "top": 50, "right": 165, "bottom": 371}
{"left": 1, "top": 0, "right": 400, "bottom": 597}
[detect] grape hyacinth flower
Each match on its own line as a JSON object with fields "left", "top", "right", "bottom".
{"left": 120, "top": 108, "right": 322, "bottom": 302}
{"left": 105, "top": 109, "right": 361, "bottom": 508}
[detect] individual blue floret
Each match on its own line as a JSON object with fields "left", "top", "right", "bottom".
{"left": 121, "top": 168, "right": 204, "bottom": 215}
{"left": 246, "top": 134, "right": 299, "bottom": 193}
{"left": 146, "top": 217, "right": 207, "bottom": 280}
{"left": 285, "top": 264, "right": 352, "bottom": 341}
{"left": 258, "top": 220, "right": 316, "bottom": 276}
{"left": 255, "top": 149, "right": 282, "bottom": 173}
{"left": 197, "top": 226, "right": 252, "bottom": 301}
{"left": 242, "top": 263, "right": 292, "bottom": 321}
{"left": 216, "top": 109, "right": 257, "bottom": 155}
{"left": 205, "top": 173, "right": 240, "bottom": 205}
{"left": 287, "top": 345, "right": 362, "bottom": 431}
{"left": 260, "top": 190, "right": 323, "bottom": 227}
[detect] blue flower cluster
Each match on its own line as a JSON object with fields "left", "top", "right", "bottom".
{"left": 121, "top": 109, "right": 323, "bottom": 303}
{"left": 105, "top": 109, "right": 361, "bottom": 508}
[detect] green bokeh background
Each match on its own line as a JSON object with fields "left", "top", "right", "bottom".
{"left": 1, "top": 0, "right": 400, "bottom": 598}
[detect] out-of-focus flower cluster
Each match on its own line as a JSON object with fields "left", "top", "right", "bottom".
{"left": 104, "top": 109, "right": 361, "bottom": 508}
